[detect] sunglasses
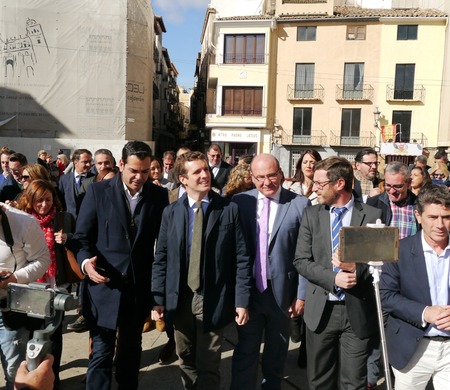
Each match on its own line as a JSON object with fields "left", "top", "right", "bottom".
{"left": 19, "top": 175, "right": 30, "bottom": 181}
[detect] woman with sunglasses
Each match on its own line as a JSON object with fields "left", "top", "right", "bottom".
{"left": 17, "top": 179, "right": 76, "bottom": 389}
{"left": 5, "top": 163, "right": 51, "bottom": 207}
{"left": 430, "top": 162, "right": 450, "bottom": 187}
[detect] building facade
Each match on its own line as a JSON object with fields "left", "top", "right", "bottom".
{"left": 194, "top": 0, "right": 448, "bottom": 174}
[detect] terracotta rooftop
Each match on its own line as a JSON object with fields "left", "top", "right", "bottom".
{"left": 217, "top": 6, "right": 447, "bottom": 22}
{"left": 277, "top": 5, "right": 447, "bottom": 20}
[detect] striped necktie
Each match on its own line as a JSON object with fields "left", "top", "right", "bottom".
{"left": 332, "top": 206, "right": 347, "bottom": 299}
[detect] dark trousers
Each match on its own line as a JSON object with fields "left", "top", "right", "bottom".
{"left": 86, "top": 286, "right": 145, "bottom": 390}
{"left": 231, "top": 285, "right": 290, "bottom": 390}
{"left": 174, "top": 291, "right": 223, "bottom": 390}
{"left": 306, "top": 301, "right": 371, "bottom": 390}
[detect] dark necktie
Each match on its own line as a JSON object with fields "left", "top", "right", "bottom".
{"left": 255, "top": 197, "right": 270, "bottom": 292}
{"left": 188, "top": 201, "right": 203, "bottom": 292}
{"left": 332, "top": 206, "right": 347, "bottom": 299}
{"left": 76, "top": 175, "right": 84, "bottom": 191}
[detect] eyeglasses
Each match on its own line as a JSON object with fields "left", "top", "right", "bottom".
{"left": 360, "top": 162, "right": 379, "bottom": 167}
{"left": 312, "top": 180, "right": 334, "bottom": 190}
{"left": 252, "top": 170, "right": 280, "bottom": 183}
{"left": 433, "top": 173, "right": 445, "bottom": 179}
{"left": 19, "top": 175, "right": 30, "bottom": 181}
{"left": 385, "top": 183, "right": 405, "bottom": 190}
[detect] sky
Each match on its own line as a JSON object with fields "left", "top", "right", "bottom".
{"left": 152, "top": 0, "right": 211, "bottom": 90}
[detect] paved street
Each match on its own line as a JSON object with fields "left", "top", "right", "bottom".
{"left": 1, "top": 309, "right": 389, "bottom": 390}
{"left": 1, "top": 310, "right": 309, "bottom": 390}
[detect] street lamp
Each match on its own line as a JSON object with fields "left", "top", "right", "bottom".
{"left": 373, "top": 106, "right": 381, "bottom": 129}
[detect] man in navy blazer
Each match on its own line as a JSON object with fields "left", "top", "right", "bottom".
{"left": 380, "top": 184, "right": 450, "bottom": 389}
{"left": 207, "top": 144, "right": 232, "bottom": 191}
{"left": 58, "top": 148, "right": 94, "bottom": 218}
{"left": 294, "top": 156, "right": 381, "bottom": 390}
{"left": 152, "top": 151, "right": 251, "bottom": 389}
{"left": 231, "top": 153, "right": 310, "bottom": 390}
{"left": 75, "top": 141, "right": 168, "bottom": 390}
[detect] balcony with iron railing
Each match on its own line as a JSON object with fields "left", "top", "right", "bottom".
{"left": 218, "top": 53, "right": 269, "bottom": 65}
{"left": 287, "top": 84, "right": 324, "bottom": 101}
{"left": 335, "top": 84, "right": 374, "bottom": 101}
{"left": 206, "top": 106, "right": 267, "bottom": 126}
{"left": 386, "top": 85, "right": 426, "bottom": 102}
{"left": 388, "top": 132, "right": 428, "bottom": 146}
{"left": 280, "top": 129, "right": 328, "bottom": 145}
{"left": 330, "top": 131, "right": 376, "bottom": 147}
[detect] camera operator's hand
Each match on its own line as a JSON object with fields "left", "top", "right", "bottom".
{"left": 84, "top": 256, "right": 110, "bottom": 284}
{"left": 14, "top": 354, "right": 54, "bottom": 390}
{"left": 0, "top": 272, "right": 17, "bottom": 289}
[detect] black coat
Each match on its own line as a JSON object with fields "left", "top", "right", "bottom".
{"left": 75, "top": 174, "right": 168, "bottom": 330}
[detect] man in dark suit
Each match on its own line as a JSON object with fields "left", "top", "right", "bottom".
{"left": 366, "top": 160, "right": 419, "bottom": 388}
{"left": 58, "top": 148, "right": 94, "bottom": 218}
{"left": 152, "top": 151, "right": 251, "bottom": 389}
{"left": 75, "top": 141, "right": 168, "bottom": 390}
{"left": 353, "top": 148, "right": 382, "bottom": 203}
{"left": 294, "top": 156, "right": 381, "bottom": 390}
{"left": 231, "top": 153, "right": 310, "bottom": 389}
{"left": 0, "top": 152, "right": 28, "bottom": 202}
{"left": 380, "top": 184, "right": 450, "bottom": 390}
{"left": 207, "top": 144, "right": 232, "bottom": 191}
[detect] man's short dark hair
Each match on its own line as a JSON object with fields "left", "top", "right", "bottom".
{"left": 416, "top": 184, "right": 450, "bottom": 214}
{"left": 163, "top": 150, "right": 176, "bottom": 160}
{"left": 121, "top": 141, "right": 152, "bottom": 164}
{"left": 72, "top": 149, "right": 92, "bottom": 162}
{"left": 95, "top": 148, "right": 113, "bottom": 158}
{"left": 355, "top": 148, "right": 378, "bottom": 163}
{"left": 175, "top": 151, "right": 207, "bottom": 178}
{"left": 95, "top": 149, "right": 115, "bottom": 165}
{"left": 9, "top": 152, "right": 28, "bottom": 166}
{"left": 208, "top": 144, "right": 223, "bottom": 154}
{"left": 415, "top": 155, "right": 428, "bottom": 165}
{"left": 434, "top": 150, "right": 448, "bottom": 160}
{"left": 314, "top": 156, "right": 354, "bottom": 193}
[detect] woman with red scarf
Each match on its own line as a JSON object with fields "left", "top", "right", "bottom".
{"left": 18, "top": 179, "right": 75, "bottom": 390}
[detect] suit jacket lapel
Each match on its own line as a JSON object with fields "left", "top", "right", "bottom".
{"left": 132, "top": 184, "right": 155, "bottom": 245}
{"left": 350, "top": 201, "right": 366, "bottom": 227}
{"left": 108, "top": 176, "right": 130, "bottom": 235}
{"left": 319, "top": 206, "right": 333, "bottom": 269}
{"left": 205, "top": 193, "right": 222, "bottom": 238}
{"left": 269, "top": 190, "right": 290, "bottom": 245}
{"left": 411, "top": 234, "right": 433, "bottom": 305}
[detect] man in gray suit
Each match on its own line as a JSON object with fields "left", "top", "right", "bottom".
{"left": 294, "top": 156, "right": 381, "bottom": 390}
{"left": 231, "top": 153, "right": 310, "bottom": 389}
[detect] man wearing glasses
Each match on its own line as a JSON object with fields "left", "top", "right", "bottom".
{"left": 353, "top": 148, "right": 382, "bottom": 203}
{"left": 0, "top": 153, "right": 28, "bottom": 202}
{"left": 366, "top": 160, "right": 420, "bottom": 389}
{"left": 294, "top": 156, "right": 381, "bottom": 390}
{"left": 231, "top": 153, "right": 310, "bottom": 389}
{"left": 367, "top": 161, "right": 419, "bottom": 239}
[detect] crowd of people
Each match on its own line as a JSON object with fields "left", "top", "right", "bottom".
{"left": 0, "top": 143, "right": 449, "bottom": 390}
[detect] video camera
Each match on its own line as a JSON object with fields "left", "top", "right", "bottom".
{"left": 5, "top": 282, "right": 78, "bottom": 370}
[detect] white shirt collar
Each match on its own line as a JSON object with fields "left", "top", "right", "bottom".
{"left": 187, "top": 194, "right": 210, "bottom": 208}
{"left": 257, "top": 186, "right": 282, "bottom": 202}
